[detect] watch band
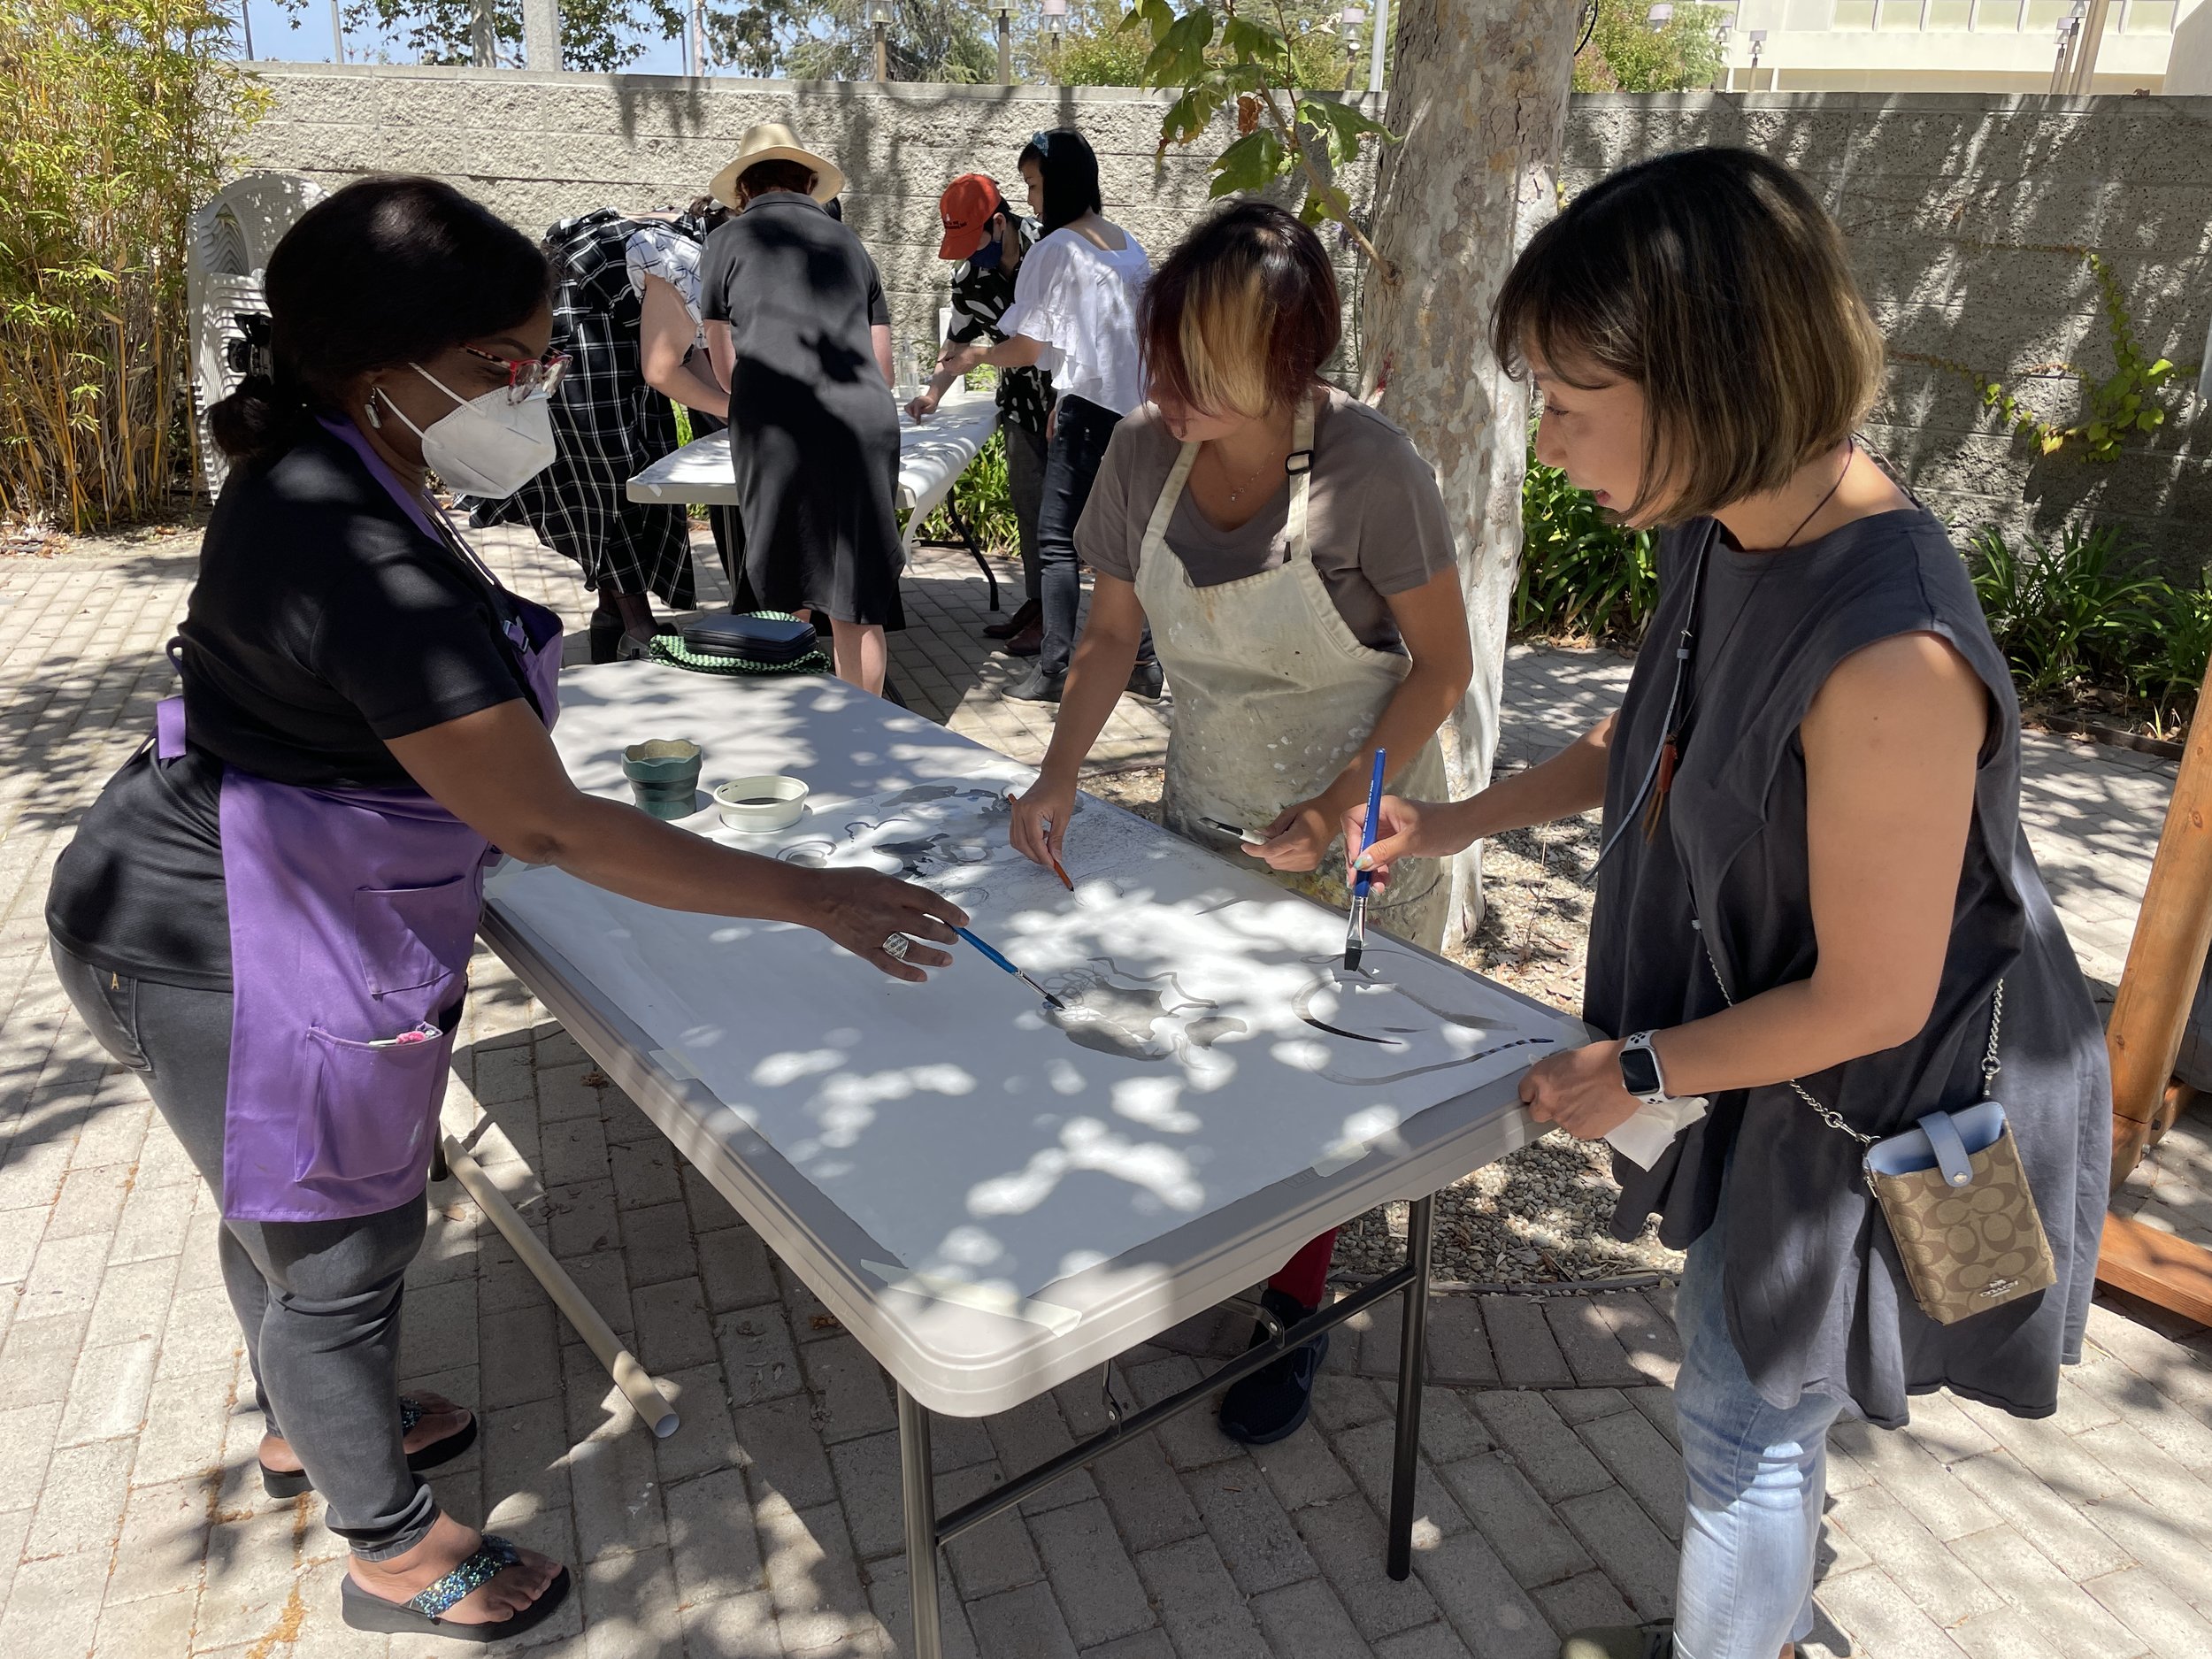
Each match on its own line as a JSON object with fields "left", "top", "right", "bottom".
{"left": 1618, "top": 1031, "right": 1671, "bottom": 1106}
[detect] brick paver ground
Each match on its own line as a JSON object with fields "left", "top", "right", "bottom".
{"left": 0, "top": 526, "right": 2207, "bottom": 1658}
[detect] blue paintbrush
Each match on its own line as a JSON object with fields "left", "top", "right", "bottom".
{"left": 1346, "top": 748, "right": 1386, "bottom": 972}
{"left": 955, "top": 926, "right": 1065, "bottom": 1010}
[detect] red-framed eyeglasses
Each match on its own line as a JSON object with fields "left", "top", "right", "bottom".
{"left": 464, "top": 345, "right": 571, "bottom": 403}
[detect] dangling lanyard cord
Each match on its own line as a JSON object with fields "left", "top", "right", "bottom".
{"left": 1590, "top": 529, "right": 1709, "bottom": 876}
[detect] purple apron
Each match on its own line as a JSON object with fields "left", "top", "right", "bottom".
{"left": 158, "top": 416, "right": 563, "bottom": 1223}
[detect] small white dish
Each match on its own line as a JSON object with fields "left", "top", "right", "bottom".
{"left": 713, "top": 775, "right": 809, "bottom": 833}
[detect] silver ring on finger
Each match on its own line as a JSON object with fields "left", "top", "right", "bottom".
{"left": 882, "top": 933, "right": 910, "bottom": 961}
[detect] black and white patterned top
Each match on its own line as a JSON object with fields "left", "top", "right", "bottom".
{"left": 624, "top": 218, "right": 708, "bottom": 354}
{"left": 466, "top": 208, "right": 696, "bottom": 608}
{"left": 948, "top": 212, "right": 1054, "bottom": 436}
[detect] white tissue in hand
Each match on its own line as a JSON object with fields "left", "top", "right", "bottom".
{"left": 1605, "top": 1095, "right": 1710, "bottom": 1171}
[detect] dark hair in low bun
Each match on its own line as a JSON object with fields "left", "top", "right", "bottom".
{"left": 204, "top": 174, "right": 551, "bottom": 471}
{"left": 205, "top": 372, "right": 303, "bottom": 465}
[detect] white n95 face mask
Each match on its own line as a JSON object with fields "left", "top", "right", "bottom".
{"left": 378, "top": 365, "right": 557, "bottom": 499}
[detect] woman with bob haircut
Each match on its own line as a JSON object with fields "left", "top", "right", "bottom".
{"left": 43, "top": 175, "right": 964, "bottom": 1643}
{"left": 1353, "top": 148, "right": 2108, "bottom": 1659}
{"left": 1010, "top": 198, "right": 1474, "bottom": 1446}
{"left": 933, "top": 127, "right": 1160, "bottom": 703}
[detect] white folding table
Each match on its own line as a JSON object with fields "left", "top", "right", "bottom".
{"left": 626, "top": 388, "right": 1007, "bottom": 608}
{"left": 479, "top": 664, "right": 1574, "bottom": 1658}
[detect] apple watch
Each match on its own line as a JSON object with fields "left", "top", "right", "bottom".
{"left": 1617, "top": 1031, "right": 1673, "bottom": 1106}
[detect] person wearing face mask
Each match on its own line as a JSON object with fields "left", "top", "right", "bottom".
{"left": 907, "top": 173, "right": 1054, "bottom": 657}
{"left": 929, "top": 128, "right": 1161, "bottom": 703}
{"left": 42, "top": 176, "right": 966, "bottom": 1643}
{"left": 1008, "top": 201, "right": 1473, "bottom": 1446}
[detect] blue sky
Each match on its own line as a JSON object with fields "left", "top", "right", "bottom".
{"left": 228, "top": 0, "right": 691, "bottom": 74}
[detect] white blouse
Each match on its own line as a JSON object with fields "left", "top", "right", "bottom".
{"left": 999, "top": 226, "right": 1151, "bottom": 417}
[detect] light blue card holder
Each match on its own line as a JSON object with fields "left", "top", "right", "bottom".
{"left": 1863, "top": 1099, "right": 2007, "bottom": 1188}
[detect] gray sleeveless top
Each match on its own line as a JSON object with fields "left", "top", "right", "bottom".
{"left": 1586, "top": 508, "right": 2111, "bottom": 1427}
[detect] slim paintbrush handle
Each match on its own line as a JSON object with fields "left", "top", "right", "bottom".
{"left": 953, "top": 926, "right": 1018, "bottom": 975}
{"left": 1352, "top": 748, "right": 1386, "bottom": 899}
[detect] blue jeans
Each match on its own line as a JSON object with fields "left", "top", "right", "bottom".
{"left": 1671, "top": 1205, "right": 1843, "bottom": 1659}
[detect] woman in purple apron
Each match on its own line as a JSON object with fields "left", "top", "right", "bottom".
{"left": 44, "top": 177, "right": 964, "bottom": 1643}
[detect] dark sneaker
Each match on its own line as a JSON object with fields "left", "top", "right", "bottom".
{"left": 1217, "top": 1287, "right": 1326, "bottom": 1446}
{"left": 1125, "top": 659, "right": 1164, "bottom": 700}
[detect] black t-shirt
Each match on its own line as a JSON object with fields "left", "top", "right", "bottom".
{"left": 46, "top": 424, "right": 537, "bottom": 990}
{"left": 696, "top": 193, "right": 891, "bottom": 385}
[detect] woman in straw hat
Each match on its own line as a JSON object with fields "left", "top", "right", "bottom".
{"left": 698, "top": 122, "right": 903, "bottom": 695}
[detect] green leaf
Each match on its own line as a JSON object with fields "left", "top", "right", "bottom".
{"left": 2150, "top": 357, "right": 2174, "bottom": 376}
{"left": 1156, "top": 88, "right": 1223, "bottom": 150}
{"left": 1124, "top": 0, "right": 1171, "bottom": 40}
{"left": 1141, "top": 8, "right": 1213, "bottom": 83}
{"left": 1220, "top": 13, "right": 1284, "bottom": 61}
{"left": 1210, "top": 127, "right": 1286, "bottom": 196}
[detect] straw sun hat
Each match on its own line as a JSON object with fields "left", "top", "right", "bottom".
{"left": 710, "top": 121, "right": 846, "bottom": 209}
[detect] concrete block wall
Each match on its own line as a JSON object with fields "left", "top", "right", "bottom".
{"left": 1564, "top": 93, "right": 2212, "bottom": 570}
{"left": 239, "top": 66, "right": 1372, "bottom": 385}
{"left": 242, "top": 65, "right": 2212, "bottom": 568}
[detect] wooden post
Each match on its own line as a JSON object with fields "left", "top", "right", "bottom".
{"left": 2103, "top": 656, "right": 2212, "bottom": 1189}
{"left": 2096, "top": 654, "right": 2212, "bottom": 1325}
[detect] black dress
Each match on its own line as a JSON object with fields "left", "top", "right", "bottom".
{"left": 697, "top": 194, "right": 903, "bottom": 629}
{"left": 1586, "top": 509, "right": 2110, "bottom": 1427}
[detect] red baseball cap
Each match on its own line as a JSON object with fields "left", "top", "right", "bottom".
{"left": 937, "top": 173, "right": 1004, "bottom": 261}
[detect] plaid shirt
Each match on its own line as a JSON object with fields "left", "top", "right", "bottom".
{"left": 948, "top": 213, "right": 1055, "bottom": 436}
{"left": 468, "top": 209, "right": 696, "bottom": 608}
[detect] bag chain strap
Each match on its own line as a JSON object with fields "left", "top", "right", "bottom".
{"left": 1694, "top": 925, "right": 2003, "bottom": 1152}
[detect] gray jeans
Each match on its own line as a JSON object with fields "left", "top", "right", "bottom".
{"left": 50, "top": 939, "right": 439, "bottom": 1561}
{"left": 1003, "top": 417, "right": 1048, "bottom": 604}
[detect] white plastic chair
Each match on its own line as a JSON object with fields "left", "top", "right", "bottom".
{"left": 187, "top": 173, "right": 325, "bottom": 495}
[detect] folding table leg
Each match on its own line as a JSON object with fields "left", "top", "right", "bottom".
{"left": 1386, "top": 1192, "right": 1435, "bottom": 1580}
{"left": 898, "top": 1386, "right": 943, "bottom": 1659}
{"left": 944, "top": 496, "right": 1001, "bottom": 612}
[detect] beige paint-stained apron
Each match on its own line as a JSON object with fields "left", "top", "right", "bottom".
{"left": 1133, "top": 399, "right": 1451, "bottom": 949}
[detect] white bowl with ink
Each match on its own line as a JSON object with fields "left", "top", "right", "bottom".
{"left": 713, "top": 776, "right": 809, "bottom": 833}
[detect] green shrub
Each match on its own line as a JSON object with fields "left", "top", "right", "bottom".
{"left": 2132, "top": 575, "right": 2212, "bottom": 731}
{"left": 1967, "top": 523, "right": 2163, "bottom": 698}
{"left": 0, "top": 0, "right": 265, "bottom": 531}
{"left": 1515, "top": 450, "right": 1658, "bottom": 644}
{"left": 917, "top": 426, "right": 1019, "bottom": 557}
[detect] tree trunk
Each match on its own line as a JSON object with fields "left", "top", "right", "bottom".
{"left": 1358, "top": 0, "right": 1580, "bottom": 951}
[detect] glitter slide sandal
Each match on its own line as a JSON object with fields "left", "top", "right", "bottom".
{"left": 340, "top": 1535, "right": 572, "bottom": 1641}
{"left": 259, "top": 1397, "right": 479, "bottom": 1499}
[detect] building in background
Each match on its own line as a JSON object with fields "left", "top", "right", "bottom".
{"left": 1713, "top": 0, "right": 2203, "bottom": 90}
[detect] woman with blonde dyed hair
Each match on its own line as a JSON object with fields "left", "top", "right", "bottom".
{"left": 1353, "top": 148, "right": 2108, "bottom": 1659}
{"left": 1010, "top": 199, "right": 1474, "bottom": 1445}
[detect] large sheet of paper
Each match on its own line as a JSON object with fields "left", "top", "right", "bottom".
{"left": 488, "top": 760, "right": 1574, "bottom": 1305}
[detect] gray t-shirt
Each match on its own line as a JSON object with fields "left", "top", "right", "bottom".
{"left": 1073, "top": 387, "right": 1455, "bottom": 651}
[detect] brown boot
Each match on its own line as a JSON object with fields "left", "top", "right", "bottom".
{"left": 999, "top": 618, "right": 1042, "bottom": 657}
{"left": 983, "top": 597, "right": 1041, "bottom": 640}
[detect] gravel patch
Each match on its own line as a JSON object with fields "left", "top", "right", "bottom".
{"left": 1082, "top": 763, "right": 1683, "bottom": 1287}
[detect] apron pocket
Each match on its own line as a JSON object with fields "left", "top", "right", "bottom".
{"left": 353, "top": 879, "right": 479, "bottom": 1000}
{"left": 294, "top": 998, "right": 462, "bottom": 1188}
